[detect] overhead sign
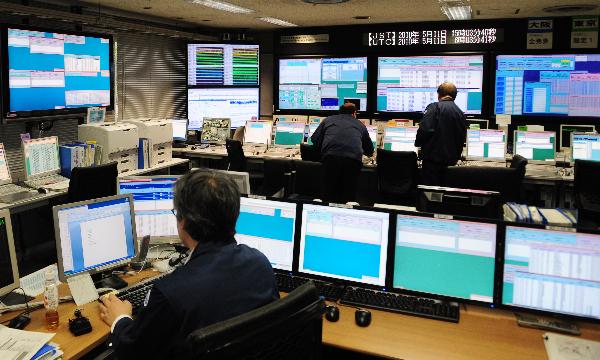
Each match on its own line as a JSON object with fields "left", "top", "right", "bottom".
{"left": 527, "top": 18, "right": 553, "bottom": 49}
{"left": 280, "top": 34, "right": 330, "bottom": 44}
{"left": 571, "top": 16, "right": 598, "bottom": 49}
{"left": 366, "top": 28, "right": 502, "bottom": 47}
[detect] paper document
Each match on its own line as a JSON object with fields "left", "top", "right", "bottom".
{"left": 20, "top": 264, "right": 58, "bottom": 297}
{"left": 67, "top": 272, "right": 99, "bottom": 306}
{"left": 544, "top": 332, "right": 600, "bottom": 360}
{"left": 0, "top": 325, "right": 55, "bottom": 360}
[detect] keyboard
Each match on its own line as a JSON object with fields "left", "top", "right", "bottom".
{"left": 117, "top": 274, "right": 166, "bottom": 314}
{"left": 276, "top": 273, "right": 343, "bottom": 301}
{"left": 340, "top": 286, "right": 460, "bottom": 323}
{"left": 0, "top": 183, "right": 30, "bottom": 196}
{"left": 24, "top": 173, "right": 70, "bottom": 189}
{"left": 464, "top": 161, "right": 507, "bottom": 168}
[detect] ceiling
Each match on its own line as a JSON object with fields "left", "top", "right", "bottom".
{"left": 75, "top": 0, "right": 600, "bottom": 30}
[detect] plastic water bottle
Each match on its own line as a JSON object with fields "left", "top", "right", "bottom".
{"left": 44, "top": 270, "right": 59, "bottom": 330}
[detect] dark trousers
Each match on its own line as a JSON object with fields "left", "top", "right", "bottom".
{"left": 322, "top": 155, "right": 362, "bottom": 204}
{"left": 421, "top": 160, "right": 451, "bottom": 186}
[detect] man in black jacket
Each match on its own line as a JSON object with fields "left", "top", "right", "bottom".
{"left": 99, "top": 171, "right": 279, "bottom": 359}
{"left": 415, "top": 82, "right": 467, "bottom": 186}
{"left": 311, "top": 103, "right": 374, "bottom": 203}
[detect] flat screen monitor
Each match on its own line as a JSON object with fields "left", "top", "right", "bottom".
{"left": 299, "top": 204, "right": 389, "bottom": 286}
{"left": 502, "top": 226, "right": 600, "bottom": 320}
{"left": 274, "top": 122, "right": 306, "bottom": 146}
{"left": 187, "top": 43, "right": 259, "bottom": 86}
{"left": 560, "top": 124, "right": 596, "bottom": 149}
{"left": 394, "top": 214, "right": 496, "bottom": 302}
{"left": 53, "top": 194, "right": 137, "bottom": 281}
{"left": 383, "top": 126, "right": 418, "bottom": 152}
{"left": 118, "top": 176, "right": 180, "bottom": 243}
{"left": 172, "top": 119, "right": 188, "bottom": 141}
{"left": 0, "top": 209, "right": 19, "bottom": 297}
{"left": 188, "top": 88, "right": 259, "bottom": 129}
{"left": 0, "top": 144, "right": 12, "bottom": 185}
{"left": 7, "top": 27, "right": 111, "bottom": 114}
{"left": 243, "top": 120, "right": 272, "bottom": 145}
{"left": 572, "top": 133, "right": 600, "bottom": 162}
{"left": 466, "top": 119, "right": 489, "bottom": 130}
{"left": 278, "top": 57, "right": 368, "bottom": 111}
{"left": 377, "top": 55, "right": 484, "bottom": 114}
{"left": 513, "top": 131, "right": 556, "bottom": 164}
{"left": 466, "top": 129, "right": 507, "bottom": 161}
{"left": 200, "top": 117, "right": 231, "bottom": 144}
{"left": 22, "top": 136, "right": 60, "bottom": 179}
{"left": 308, "top": 116, "right": 325, "bottom": 123}
{"left": 495, "top": 54, "right": 600, "bottom": 117}
{"left": 235, "top": 197, "right": 297, "bottom": 271}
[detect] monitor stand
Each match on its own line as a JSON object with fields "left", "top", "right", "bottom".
{"left": 1, "top": 291, "right": 35, "bottom": 306}
{"left": 515, "top": 313, "right": 580, "bottom": 335}
{"left": 92, "top": 272, "right": 128, "bottom": 290}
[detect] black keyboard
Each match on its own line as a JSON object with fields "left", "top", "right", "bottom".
{"left": 117, "top": 275, "right": 165, "bottom": 314}
{"left": 340, "top": 286, "right": 460, "bottom": 323}
{"left": 276, "top": 273, "right": 343, "bottom": 301}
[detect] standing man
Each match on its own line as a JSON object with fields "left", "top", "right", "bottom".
{"left": 311, "top": 103, "right": 374, "bottom": 204}
{"left": 98, "top": 171, "right": 279, "bottom": 359}
{"left": 415, "top": 82, "right": 467, "bottom": 186}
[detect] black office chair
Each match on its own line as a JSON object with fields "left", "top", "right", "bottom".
{"left": 574, "top": 159, "right": 600, "bottom": 229}
{"left": 510, "top": 154, "right": 528, "bottom": 178}
{"left": 288, "top": 160, "right": 323, "bottom": 201}
{"left": 186, "top": 282, "right": 325, "bottom": 360}
{"left": 67, "top": 162, "right": 118, "bottom": 203}
{"left": 444, "top": 165, "right": 523, "bottom": 202}
{"left": 225, "top": 139, "right": 247, "bottom": 172}
{"left": 300, "top": 144, "right": 321, "bottom": 162}
{"left": 375, "top": 149, "right": 419, "bottom": 206}
{"left": 261, "top": 158, "right": 293, "bottom": 197}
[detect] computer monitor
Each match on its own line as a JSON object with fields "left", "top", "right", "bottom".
{"left": 200, "top": 117, "right": 231, "bottom": 144}
{"left": 53, "top": 194, "right": 137, "bottom": 289}
{"left": 6, "top": 27, "right": 112, "bottom": 114}
{"left": 22, "top": 136, "right": 61, "bottom": 180}
{"left": 278, "top": 57, "right": 368, "bottom": 111}
{"left": 0, "top": 144, "right": 13, "bottom": 185}
{"left": 383, "top": 126, "right": 418, "bottom": 152}
{"left": 466, "top": 119, "right": 489, "bottom": 130}
{"left": 187, "top": 43, "right": 259, "bottom": 86}
{"left": 377, "top": 55, "right": 484, "bottom": 114}
{"left": 513, "top": 131, "right": 556, "bottom": 164}
{"left": 188, "top": 88, "right": 259, "bottom": 129}
{"left": 366, "top": 125, "right": 378, "bottom": 149}
{"left": 495, "top": 54, "right": 600, "bottom": 117}
{"left": 172, "top": 119, "right": 188, "bottom": 142}
{"left": 118, "top": 176, "right": 180, "bottom": 243}
{"left": 502, "top": 225, "right": 600, "bottom": 320}
{"left": 299, "top": 204, "right": 389, "bottom": 286}
{"left": 466, "top": 129, "right": 507, "bottom": 161}
{"left": 243, "top": 120, "right": 272, "bottom": 145}
{"left": 560, "top": 124, "right": 596, "bottom": 150}
{"left": 572, "top": 133, "right": 600, "bottom": 162}
{"left": 235, "top": 197, "right": 297, "bottom": 271}
{"left": 393, "top": 213, "right": 497, "bottom": 303}
{"left": 274, "top": 122, "right": 306, "bottom": 146}
{"left": 192, "top": 168, "right": 251, "bottom": 195}
{"left": 0, "top": 209, "right": 19, "bottom": 298}
{"left": 306, "top": 123, "right": 320, "bottom": 145}
{"left": 308, "top": 116, "right": 325, "bottom": 124}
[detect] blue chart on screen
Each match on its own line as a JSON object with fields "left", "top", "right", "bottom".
{"left": 8, "top": 28, "right": 111, "bottom": 112}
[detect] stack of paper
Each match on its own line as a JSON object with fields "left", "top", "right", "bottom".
{"left": 0, "top": 325, "right": 62, "bottom": 360}
{"left": 503, "top": 203, "right": 576, "bottom": 226}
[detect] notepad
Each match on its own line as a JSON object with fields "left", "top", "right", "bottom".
{"left": 544, "top": 332, "right": 600, "bottom": 360}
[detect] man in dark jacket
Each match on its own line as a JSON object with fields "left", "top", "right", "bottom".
{"left": 415, "top": 82, "right": 467, "bottom": 185}
{"left": 311, "top": 103, "right": 374, "bottom": 204}
{"left": 99, "top": 171, "right": 279, "bottom": 359}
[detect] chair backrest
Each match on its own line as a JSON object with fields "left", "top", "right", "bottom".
{"left": 444, "top": 166, "right": 521, "bottom": 202}
{"left": 262, "top": 158, "right": 293, "bottom": 197}
{"left": 574, "top": 159, "right": 600, "bottom": 213}
{"left": 376, "top": 149, "right": 419, "bottom": 197}
{"left": 510, "top": 154, "right": 528, "bottom": 180}
{"left": 225, "top": 139, "right": 246, "bottom": 172}
{"left": 186, "top": 282, "right": 325, "bottom": 360}
{"left": 233, "top": 126, "right": 245, "bottom": 142}
{"left": 290, "top": 160, "right": 323, "bottom": 199}
{"left": 67, "top": 162, "right": 118, "bottom": 203}
{"left": 300, "top": 144, "right": 321, "bottom": 162}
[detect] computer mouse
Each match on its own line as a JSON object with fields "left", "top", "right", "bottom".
{"left": 8, "top": 314, "right": 31, "bottom": 329}
{"left": 325, "top": 304, "right": 339, "bottom": 322}
{"left": 355, "top": 309, "right": 371, "bottom": 327}
{"left": 37, "top": 187, "right": 49, "bottom": 194}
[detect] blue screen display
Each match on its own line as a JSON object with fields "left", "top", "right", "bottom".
{"left": 7, "top": 28, "right": 111, "bottom": 112}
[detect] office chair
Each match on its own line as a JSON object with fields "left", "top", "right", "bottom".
{"left": 300, "top": 144, "right": 321, "bottom": 162}
{"left": 444, "top": 165, "right": 523, "bottom": 202}
{"left": 67, "top": 162, "right": 118, "bottom": 202}
{"left": 186, "top": 282, "right": 325, "bottom": 360}
{"left": 376, "top": 149, "right": 419, "bottom": 206}
{"left": 225, "top": 139, "right": 263, "bottom": 191}
{"left": 288, "top": 160, "right": 323, "bottom": 201}
{"left": 261, "top": 158, "right": 293, "bottom": 197}
{"left": 510, "top": 154, "right": 528, "bottom": 179}
{"left": 574, "top": 159, "right": 600, "bottom": 229}
{"left": 232, "top": 126, "right": 245, "bottom": 142}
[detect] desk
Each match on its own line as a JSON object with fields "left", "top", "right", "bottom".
{"left": 2, "top": 270, "right": 599, "bottom": 360}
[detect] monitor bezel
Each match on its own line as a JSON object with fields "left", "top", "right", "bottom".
{"left": 498, "top": 222, "right": 600, "bottom": 323}
{"left": 466, "top": 119, "right": 490, "bottom": 130}
{"left": 512, "top": 130, "right": 557, "bottom": 165}
{"left": 0, "top": 209, "right": 20, "bottom": 297}
{"left": 2, "top": 24, "right": 115, "bottom": 118}
{"left": 21, "top": 136, "right": 60, "bottom": 180}
{"left": 0, "top": 143, "right": 13, "bottom": 186}
{"left": 200, "top": 117, "right": 232, "bottom": 145}
{"left": 53, "top": 194, "right": 139, "bottom": 282}
{"left": 560, "top": 124, "right": 596, "bottom": 151}
{"left": 465, "top": 128, "right": 507, "bottom": 162}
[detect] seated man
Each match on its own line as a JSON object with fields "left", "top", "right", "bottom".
{"left": 99, "top": 171, "right": 279, "bottom": 359}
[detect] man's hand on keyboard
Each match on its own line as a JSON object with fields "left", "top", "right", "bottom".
{"left": 99, "top": 293, "right": 132, "bottom": 326}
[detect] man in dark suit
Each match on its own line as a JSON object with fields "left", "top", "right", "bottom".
{"left": 99, "top": 171, "right": 279, "bottom": 359}
{"left": 415, "top": 82, "right": 467, "bottom": 186}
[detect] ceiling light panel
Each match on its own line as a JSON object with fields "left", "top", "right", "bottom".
{"left": 189, "top": 0, "right": 255, "bottom": 14}
{"left": 257, "top": 17, "right": 298, "bottom": 27}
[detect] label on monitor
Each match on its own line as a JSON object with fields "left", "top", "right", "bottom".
{"left": 329, "top": 203, "right": 353, "bottom": 209}
{"left": 248, "top": 195, "right": 267, "bottom": 200}
{"left": 545, "top": 225, "right": 575, "bottom": 232}
{"left": 434, "top": 213, "right": 454, "bottom": 220}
